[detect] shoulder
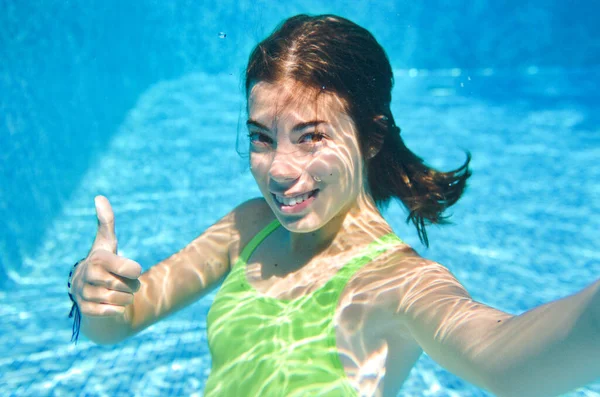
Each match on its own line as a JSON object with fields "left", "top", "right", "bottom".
{"left": 368, "top": 250, "right": 472, "bottom": 315}
{"left": 231, "top": 196, "right": 272, "bottom": 218}
{"left": 230, "top": 197, "right": 274, "bottom": 231}
{"left": 228, "top": 197, "right": 276, "bottom": 258}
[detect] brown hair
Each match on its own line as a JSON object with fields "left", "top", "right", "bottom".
{"left": 245, "top": 14, "right": 471, "bottom": 246}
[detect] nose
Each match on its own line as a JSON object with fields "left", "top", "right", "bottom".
{"left": 269, "top": 149, "right": 302, "bottom": 183}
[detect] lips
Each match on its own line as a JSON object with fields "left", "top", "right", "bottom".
{"left": 271, "top": 189, "right": 319, "bottom": 214}
{"left": 273, "top": 190, "right": 318, "bottom": 206}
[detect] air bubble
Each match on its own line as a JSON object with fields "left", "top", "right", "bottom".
{"left": 314, "top": 176, "right": 322, "bottom": 182}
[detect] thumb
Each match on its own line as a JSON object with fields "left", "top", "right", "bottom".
{"left": 92, "top": 195, "right": 118, "bottom": 254}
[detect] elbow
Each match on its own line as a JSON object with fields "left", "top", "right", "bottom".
{"left": 479, "top": 364, "right": 526, "bottom": 397}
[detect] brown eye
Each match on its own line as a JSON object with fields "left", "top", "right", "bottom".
{"left": 299, "top": 132, "right": 326, "bottom": 144}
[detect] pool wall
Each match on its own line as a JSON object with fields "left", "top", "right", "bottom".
{"left": 1, "top": 0, "right": 599, "bottom": 283}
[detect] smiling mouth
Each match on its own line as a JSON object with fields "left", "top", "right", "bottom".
{"left": 271, "top": 189, "right": 319, "bottom": 212}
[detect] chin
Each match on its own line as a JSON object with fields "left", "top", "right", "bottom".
{"left": 275, "top": 213, "right": 325, "bottom": 233}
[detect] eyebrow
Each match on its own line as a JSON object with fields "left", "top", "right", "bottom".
{"left": 246, "top": 119, "right": 327, "bottom": 132}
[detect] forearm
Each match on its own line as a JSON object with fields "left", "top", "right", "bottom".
{"left": 486, "top": 279, "right": 600, "bottom": 397}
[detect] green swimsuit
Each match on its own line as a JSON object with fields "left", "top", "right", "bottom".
{"left": 204, "top": 219, "right": 402, "bottom": 396}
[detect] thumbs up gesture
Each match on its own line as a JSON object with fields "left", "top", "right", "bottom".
{"left": 69, "top": 196, "right": 142, "bottom": 318}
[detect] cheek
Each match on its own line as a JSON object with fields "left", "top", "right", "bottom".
{"left": 250, "top": 155, "right": 270, "bottom": 181}
{"left": 250, "top": 155, "right": 269, "bottom": 191}
{"left": 306, "top": 150, "right": 353, "bottom": 186}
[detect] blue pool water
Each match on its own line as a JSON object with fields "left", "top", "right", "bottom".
{"left": 1, "top": 2, "right": 599, "bottom": 396}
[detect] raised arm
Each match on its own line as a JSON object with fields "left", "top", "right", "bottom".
{"left": 71, "top": 196, "right": 253, "bottom": 345}
{"left": 122, "top": 204, "right": 236, "bottom": 337}
{"left": 393, "top": 259, "right": 599, "bottom": 397}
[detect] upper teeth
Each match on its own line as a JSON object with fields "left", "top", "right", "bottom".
{"left": 275, "top": 192, "right": 312, "bottom": 206}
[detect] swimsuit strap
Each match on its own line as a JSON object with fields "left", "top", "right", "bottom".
{"left": 236, "top": 218, "right": 281, "bottom": 267}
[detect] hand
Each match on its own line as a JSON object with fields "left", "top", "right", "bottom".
{"left": 70, "top": 196, "right": 142, "bottom": 317}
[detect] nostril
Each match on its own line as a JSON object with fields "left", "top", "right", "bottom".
{"left": 269, "top": 165, "right": 301, "bottom": 182}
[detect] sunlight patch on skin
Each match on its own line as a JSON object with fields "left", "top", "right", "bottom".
{"left": 127, "top": 214, "right": 234, "bottom": 333}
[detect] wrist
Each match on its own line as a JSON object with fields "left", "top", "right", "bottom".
{"left": 67, "top": 258, "right": 86, "bottom": 344}
{"left": 67, "top": 258, "right": 85, "bottom": 296}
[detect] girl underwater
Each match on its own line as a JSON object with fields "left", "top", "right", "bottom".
{"left": 68, "top": 14, "right": 599, "bottom": 397}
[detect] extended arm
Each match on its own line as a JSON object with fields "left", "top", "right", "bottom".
{"left": 395, "top": 260, "right": 599, "bottom": 397}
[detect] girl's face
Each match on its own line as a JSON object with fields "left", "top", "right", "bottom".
{"left": 247, "top": 80, "right": 368, "bottom": 233}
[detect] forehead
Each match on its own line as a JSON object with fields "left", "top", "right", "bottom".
{"left": 247, "top": 80, "right": 350, "bottom": 124}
